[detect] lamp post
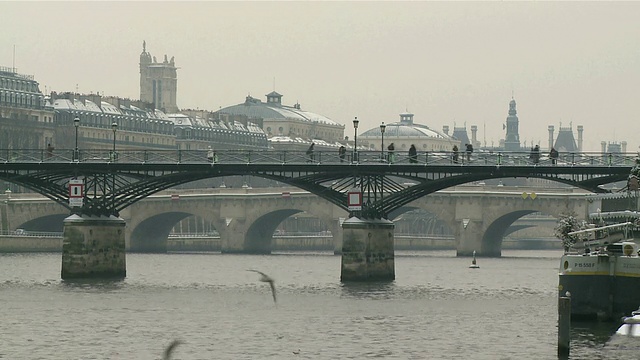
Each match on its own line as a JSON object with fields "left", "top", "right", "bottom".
{"left": 380, "top": 122, "right": 386, "bottom": 162}
{"left": 73, "top": 116, "right": 80, "bottom": 161}
{"left": 353, "top": 117, "right": 359, "bottom": 163}
{"left": 111, "top": 122, "right": 118, "bottom": 161}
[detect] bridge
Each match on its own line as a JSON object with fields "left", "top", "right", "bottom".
{"left": 0, "top": 148, "right": 634, "bottom": 281}
{"left": 2, "top": 185, "right": 585, "bottom": 255}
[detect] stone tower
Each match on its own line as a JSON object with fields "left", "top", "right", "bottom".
{"left": 139, "top": 41, "right": 178, "bottom": 113}
{"left": 504, "top": 98, "right": 520, "bottom": 151}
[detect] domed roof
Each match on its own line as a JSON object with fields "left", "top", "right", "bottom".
{"left": 360, "top": 123, "right": 450, "bottom": 139}
{"left": 359, "top": 112, "right": 453, "bottom": 140}
{"left": 216, "top": 94, "right": 340, "bottom": 127}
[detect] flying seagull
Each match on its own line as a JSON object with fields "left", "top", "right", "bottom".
{"left": 247, "top": 269, "right": 277, "bottom": 303}
{"left": 163, "top": 340, "right": 183, "bottom": 360}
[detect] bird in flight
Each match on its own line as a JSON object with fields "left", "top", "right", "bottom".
{"left": 247, "top": 269, "right": 277, "bottom": 303}
{"left": 162, "top": 340, "right": 183, "bottom": 360}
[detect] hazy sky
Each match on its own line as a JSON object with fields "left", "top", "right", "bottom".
{"left": 2, "top": 2, "right": 639, "bottom": 151}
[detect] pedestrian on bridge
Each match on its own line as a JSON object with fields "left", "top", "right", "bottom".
{"left": 531, "top": 145, "right": 540, "bottom": 164}
{"left": 387, "top": 143, "right": 395, "bottom": 163}
{"left": 46, "top": 143, "right": 54, "bottom": 158}
{"left": 338, "top": 145, "right": 346, "bottom": 162}
{"left": 306, "top": 143, "right": 315, "bottom": 162}
{"left": 465, "top": 143, "right": 473, "bottom": 163}
{"left": 206, "top": 146, "right": 216, "bottom": 165}
{"left": 409, "top": 144, "right": 417, "bottom": 163}
{"left": 549, "top": 147, "right": 559, "bottom": 165}
{"left": 452, "top": 145, "right": 459, "bottom": 164}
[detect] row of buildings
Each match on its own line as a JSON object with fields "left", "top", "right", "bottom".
{"left": 0, "top": 42, "right": 621, "bottom": 162}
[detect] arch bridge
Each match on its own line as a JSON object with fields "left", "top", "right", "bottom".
{"left": 0, "top": 186, "right": 607, "bottom": 257}
{"left": 0, "top": 148, "right": 633, "bottom": 280}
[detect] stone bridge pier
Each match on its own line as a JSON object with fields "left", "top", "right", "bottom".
{"left": 61, "top": 214, "right": 126, "bottom": 279}
{"left": 340, "top": 217, "right": 395, "bottom": 281}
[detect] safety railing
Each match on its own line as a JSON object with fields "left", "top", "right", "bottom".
{"left": 0, "top": 229, "right": 62, "bottom": 237}
{"left": 0, "top": 149, "right": 637, "bottom": 167}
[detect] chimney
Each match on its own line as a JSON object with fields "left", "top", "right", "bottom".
{"left": 601, "top": 141, "right": 607, "bottom": 154}
{"left": 622, "top": 141, "right": 628, "bottom": 154}
{"left": 471, "top": 125, "right": 478, "bottom": 147}
{"left": 548, "top": 125, "right": 555, "bottom": 150}
{"left": 577, "top": 125, "right": 584, "bottom": 152}
{"left": 443, "top": 125, "right": 449, "bottom": 135}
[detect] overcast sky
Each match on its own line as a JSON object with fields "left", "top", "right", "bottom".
{"left": 2, "top": 2, "right": 639, "bottom": 151}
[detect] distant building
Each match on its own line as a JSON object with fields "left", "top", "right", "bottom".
{"left": 48, "top": 92, "right": 176, "bottom": 151}
{"left": 601, "top": 141, "right": 627, "bottom": 154}
{"left": 214, "top": 91, "right": 345, "bottom": 151}
{"left": 547, "top": 123, "right": 583, "bottom": 153}
{"left": 47, "top": 92, "right": 268, "bottom": 152}
{"left": 0, "top": 66, "right": 55, "bottom": 149}
{"left": 139, "top": 41, "right": 178, "bottom": 113}
{"left": 168, "top": 110, "right": 267, "bottom": 150}
{"left": 359, "top": 112, "right": 459, "bottom": 152}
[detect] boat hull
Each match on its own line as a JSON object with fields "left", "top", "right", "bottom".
{"left": 559, "top": 253, "right": 640, "bottom": 320}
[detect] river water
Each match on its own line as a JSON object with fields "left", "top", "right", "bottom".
{"left": 0, "top": 250, "right": 638, "bottom": 359}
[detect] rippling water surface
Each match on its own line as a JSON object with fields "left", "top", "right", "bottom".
{"left": 0, "top": 250, "right": 637, "bottom": 359}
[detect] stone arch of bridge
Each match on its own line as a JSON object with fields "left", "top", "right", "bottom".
{"left": 477, "top": 201, "right": 585, "bottom": 256}
{"left": 14, "top": 213, "right": 68, "bottom": 232}
{"left": 4, "top": 200, "right": 68, "bottom": 232}
{"left": 125, "top": 194, "right": 341, "bottom": 253}
{"left": 126, "top": 200, "right": 227, "bottom": 252}
{"left": 388, "top": 205, "right": 456, "bottom": 237}
{"left": 231, "top": 206, "right": 338, "bottom": 254}
{"left": 128, "top": 210, "right": 226, "bottom": 252}
{"left": 390, "top": 197, "right": 458, "bottom": 234}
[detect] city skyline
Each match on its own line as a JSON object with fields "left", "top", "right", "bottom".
{"left": 2, "top": 2, "right": 639, "bottom": 151}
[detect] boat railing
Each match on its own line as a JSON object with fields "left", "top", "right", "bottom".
{"left": 567, "top": 222, "right": 635, "bottom": 254}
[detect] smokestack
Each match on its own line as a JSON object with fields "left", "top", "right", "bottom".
{"left": 577, "top": 125, "right": 584, "bottom": 152}
{"left": 622, "top": 141, "right": 628, "bottom": 154}
{"left": 471, "top": 125, "right": 478, "bottom": 146}
{"left": 548, "top": 125, "right": 555, "bottom": 150}
{"left": 601, "top": 141, "right": 607, "bottom": 154}
{"left": 442, "top": 125, "right": 449, "bottom": 135}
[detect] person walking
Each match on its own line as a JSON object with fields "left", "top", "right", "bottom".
{"left": 532, "top": 145, "right": 540, "bottom": 164}
{"left": 206, "top": 146, "right": 217, "bottom": 165}
{"left": 387, "top": 143, "right": 395, "bottom": 163}
{"left": 46, "top": 143, "right": 54, "bottom": 159}
{"left": 529, "top": 146, "right": 535, "bottom": 164}
{"left": 549, "top": 147, "right": 559, "bottom": 165}
{"left": 306, "top": 142, "right": 315, "bottom": 162}
{"left": 408, "top": 144, "right": 417, "bottom": 163}
{"left": 452, "top": 145, "right": 459, "bottom": 164}
{"left": 465, "top": 143, "right": 473, "bottom": 163}
{"left": 338, "top": 145, "right": 346, "bottom": 162}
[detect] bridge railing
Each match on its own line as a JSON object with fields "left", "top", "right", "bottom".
{"left": 0, "top": 229, "right": 62, "bottom": 237}
{"left": 0, "top": 149, "right": 637, "bottom": 167}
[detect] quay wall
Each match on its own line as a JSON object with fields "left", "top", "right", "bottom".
{"left": 0, "top": 235, "right": 561, "bottom": 253}
{"left": 0, "top": 236, "right": 62, "bottom": 252}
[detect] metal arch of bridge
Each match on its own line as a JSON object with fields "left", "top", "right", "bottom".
{"left": 0, "top": 149, "right": 633, "bottom": 218}
{"left": 258, "top": 165, "right": 630, "bottom": 218}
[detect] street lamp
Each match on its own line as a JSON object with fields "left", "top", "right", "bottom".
{"left": 353, "top": 117, "right": 359, "bottom": 163}
{"left": 111, "top": 122, "right": 118, "bottom": 161}
{"left": 380, "top": 122, "right": 386, "bottom": 162}
{"left": 73, "top": 116, "right": 80, "bottom": 161}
